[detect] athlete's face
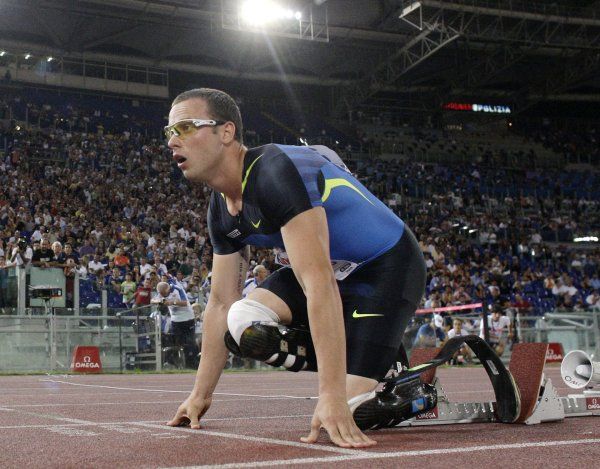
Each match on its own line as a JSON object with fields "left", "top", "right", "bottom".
{"left": 167, "top": 98, "right": 223, "bottom": 183}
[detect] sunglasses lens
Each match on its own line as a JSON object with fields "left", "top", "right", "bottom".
{"left": 176, "top": 122, "right": 194, "bottom": 136}
{"left": 165, "top": 121, "right": 197, "bottom": 140}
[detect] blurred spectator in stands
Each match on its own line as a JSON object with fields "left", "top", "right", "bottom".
{"left": 446, "top": 318, "right": 472, "bottom": 364}
{"left": 8, "top": 238, "right": 32, "bottom": 267}
{"left": 452, "top": 286, "right": 472, "bottom": 305}
{"left": 242, "top": 265, "right": 269, "bottom": 297}
{"left": 78, "top": 238, "right": 96, "bottom": 258}
{"left": 480, "top": 305, "right": 512, "bottom": 356}
{"left": 51, "top": 241, "right": 65, "bottom": 266}
{"left": 107, "top": 267, "right": 123, "bottom": 294}
{"left": 585, "top": 290, "right": 600, "bottom": 310}
{"left": 591, "top": 274, "right": 600, "bottom": 291}
{"left": 121, "top": 272, "right": 137, "bottom": 307}
{"left": 31, "top": 239, "right": 54, "bottom": 268}
{"left": 413, "top": 314, "right": 446, "bottom": 348}
{"left": 63, "top": 243, "right": 79, "bottom": 265}
{"left": 139, "top": 257, "right": 153, "bottom": 278}
{"left": 148, "top": 271, "right": 159, "bottom": 290}
{"left": 134, "top": 278, "right": 153, "bottom": 308}
{"left": 174, "top": 270, "right": 188, "bottom": 290}
{"left": 154, "top": 255, "right": 168, "bottom": 276}
{"left": 76, "top": 255, "right": 89, "bottom": 279}
{"left": 88, "top": 254, "right": 106, "bottom": 276}
{"left": 512, "top": 293, "right": 533, "bottom": 318}
{"left": 114, "top": 247, "right": 131, "bottom": 269}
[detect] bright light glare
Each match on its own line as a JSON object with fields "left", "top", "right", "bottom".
{"left": 24, "top": 53, "right": 31, "bottom": 59}
{"left": 241, "top": 0, "right": 302, "bottom": 25}
{"left": 0, "top": 51, "right": 5, "bottom": 57}
{"left": 574, "top": 236, "right": 599, "bottom": 242}
{"left": 47, "top": 56, "right": 54, "bottom": 62}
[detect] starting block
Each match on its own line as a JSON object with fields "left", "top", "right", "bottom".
{"left": 397, "top": 343, "right": 599, "bottom": 427}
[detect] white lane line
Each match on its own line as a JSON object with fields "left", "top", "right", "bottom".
{"left": 162, "top": 438, "right": 600, "bottom": 468}
{"left": 0, "top": 406, "right": 94, "bottom": 425}
{"left": 131, "top": 422, "right": 364, "bottom": 456}
{"left": 39, "top": 379, "right": 316, "bottom": 399}
{"left": 0, "top": 415, "right": 313, "bottom": 429}
{"left": 1, "top": 397, "right": 313, "bottom": 408}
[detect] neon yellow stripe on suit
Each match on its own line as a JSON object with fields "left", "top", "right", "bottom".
{"left": 242, "top": 154, "right": 264, "bottom": 193}
{"left": 321, "top": 178, "right": 374, "bottom": 205}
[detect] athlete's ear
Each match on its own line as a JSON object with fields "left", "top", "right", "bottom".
{"left": 221, "top": 121, "right": 236, "bottom": 144}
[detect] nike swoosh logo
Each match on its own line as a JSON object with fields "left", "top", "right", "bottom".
{"left": 251, "top": 219, "right": 261, "bottom": 229}
{"left": 352, "top": 310, "right": 384, "bottom": 318}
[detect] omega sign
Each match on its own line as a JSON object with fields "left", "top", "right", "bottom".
{"left": 71, "top": 346, "right": 102, "bottom": 373}
{"left": 75, "top": 356, "right": 100, "bottom": 369}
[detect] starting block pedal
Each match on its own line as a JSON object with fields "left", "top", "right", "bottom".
{"left": 408, "top": 347, "right": 441, "bottom": 385}
{"left": 400, "top": 343, "right": 571, "bottom": 427}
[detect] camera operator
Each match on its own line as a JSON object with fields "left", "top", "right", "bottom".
{"left": 8, "top": 238, "right": 33, "bottom": 267}
{"left": 152, "top": 281, "right": 197, "bottom": 368}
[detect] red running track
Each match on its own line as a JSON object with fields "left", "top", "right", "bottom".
{"left": 0, "top": 366, "right": 598, "bottom": 468}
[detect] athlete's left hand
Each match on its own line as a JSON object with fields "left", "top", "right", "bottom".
{"left": 301, "top": 394, "right": 376, "bottom": 448}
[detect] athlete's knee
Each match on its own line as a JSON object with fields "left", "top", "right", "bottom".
{"left": 224, "top": 299, "right": 317, "bottom": 372}
{"left": 226, "top": 298, "right": 280, "bottom": 345}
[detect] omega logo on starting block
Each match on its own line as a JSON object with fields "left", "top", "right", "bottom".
{"left": 587, "top": 397, "right": 600, "bottom": 410}
{"left": 416, "top": 407, "right": 439, "bottom": 420}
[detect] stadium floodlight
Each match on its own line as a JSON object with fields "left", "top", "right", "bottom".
{"left": 47, "top": 56, "right": 54, "bottom": 62}
{"left": 24, "top": 53, "right": 31, "bottom": 59}
{"left": 574, "top": 236, "right": 599, "bottom": 242}
{"left": 0, "top": 51, "right": 5, "bottom": 57}
{"left": 241, "top": 0, "right": 302, "bottom": 26}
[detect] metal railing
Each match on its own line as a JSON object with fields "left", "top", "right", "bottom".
{"left": 0, "top": 305, "right": 162, "bottom": 373}
{"left": 519, "top": 311, "right": 600, "bottom": 358}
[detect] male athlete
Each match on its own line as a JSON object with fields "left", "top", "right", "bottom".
{"left": 165, "top": 88, "right": 434, "bottom": 448}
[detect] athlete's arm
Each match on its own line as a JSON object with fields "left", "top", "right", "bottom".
{"left": 168, "top": 247, "right": 248, "bottom": 428}
{"left": 281, "top": 207, "right": 374, "bottom": 448}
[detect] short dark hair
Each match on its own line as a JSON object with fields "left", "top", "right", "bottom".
{"left": 171, "top": 88, "right": 243, "bottom": 143}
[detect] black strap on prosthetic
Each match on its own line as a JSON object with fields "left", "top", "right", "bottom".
{"left": 384, "top": 335, "right": 521, "bottom": 423}
{"left": 223, "top": 325, "right": 317, "bottom": 372}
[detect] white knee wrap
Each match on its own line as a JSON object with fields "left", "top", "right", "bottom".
{"left": 227, "top": 299, "right": 280, "bottom": 345}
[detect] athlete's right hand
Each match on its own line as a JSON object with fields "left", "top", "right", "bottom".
{"left": 167, "top": 394, "right": 212, "bottom": 429}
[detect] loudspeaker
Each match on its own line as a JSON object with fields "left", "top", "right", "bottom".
{"left": 561, "top": 350, "right": 600, "bottom": 389}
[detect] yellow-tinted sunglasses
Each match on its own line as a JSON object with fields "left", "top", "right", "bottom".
{"left": 164, "top": 119, "right": 225, "bottom": 141}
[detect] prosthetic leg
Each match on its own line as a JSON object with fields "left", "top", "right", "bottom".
{"left": 224, "top": 324, "right": 317, "bottom": 372}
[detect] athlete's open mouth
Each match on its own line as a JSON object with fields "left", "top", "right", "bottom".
{"left": 173, "top": 154, "right": 187, "bottom": 164}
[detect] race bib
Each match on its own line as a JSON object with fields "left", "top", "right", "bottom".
{"left": 330, "top": 260, "right": 359, "bottom": 280}
{"left": 273, "top": 249, "right": 359, "bottom": 280}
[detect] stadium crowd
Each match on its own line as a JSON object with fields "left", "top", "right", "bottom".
{"left": 1, "top": 90, "right": 599, "bottom": 321}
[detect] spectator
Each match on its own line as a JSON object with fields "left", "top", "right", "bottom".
{"left": 585, "top": 290, "right": 600, "bottom": 310}
{"left": 480, "top": 306, "right": 512, "bottom": 357}
{"left": 120, "top": 272, "right": 137, "bottom": 307}
{"left": 51, "top": 241, "right": 65, "bottom": 266}
{"left": 446, "top": 318, "right": 472, "bottom": 364}
{"left": 8, "top": 238, "right": 33, "bottom": 267}
{"left": 107, "top": 267, "right": 123, "bottom": 294}
{"left": 88, "top": 254, "right": 106, "bottom": 276}
{"left": 151, "top": 281, "right": 197, "bottom": 368}
{"left": 413, "top": 314, "right": 446, "bottom": 348}
{"left": 242, "top": 265, "right": 270, "bottom": 297}
{"left": 31, "top": 239, "right": 55, "bottom": 268}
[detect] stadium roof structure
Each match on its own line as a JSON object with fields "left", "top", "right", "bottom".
{"left": 1, "top": 0, "right": 600, "bottom": 116}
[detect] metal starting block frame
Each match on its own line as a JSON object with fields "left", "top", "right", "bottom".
{"left": 398, "top": 341, "right": 600, "bottom": 427}
{"left": 398, "top": 375, "right": 599, "bottom": 427}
